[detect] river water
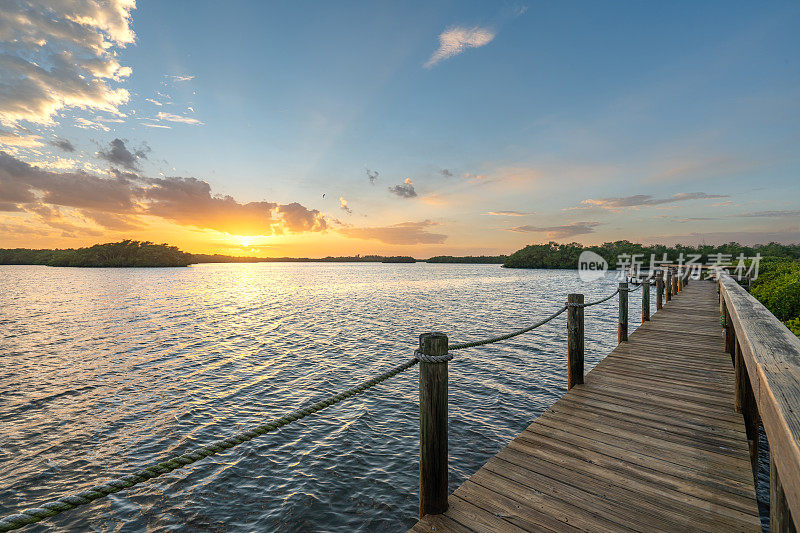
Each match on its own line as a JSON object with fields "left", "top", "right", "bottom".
{"left": 0, "top": 263, "right": 649, "bottom": 531}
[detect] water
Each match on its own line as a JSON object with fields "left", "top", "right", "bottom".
{"left": 0, "top": 263, "right": 648, "bottom": 531}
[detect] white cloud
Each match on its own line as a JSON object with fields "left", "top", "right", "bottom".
{"left": 27, "top": 157, "right": 81, "bottom": 170}
{"left": 166, "top": 75, "right": 194, "bottom": 82}
{"left": 574, "top": 192, "right": 728, "bottom": 211}
{"left": 508, "top": 221, "right": 601, "bottom": 238}
{"left": 484, "top": 210, "right": 534, "bottom": 216}
{"left": 156, "top": 112, "right": 203, "bottom": 125}
{"left": 424, "top": 26, "right": 495, "bottom": 68}
{"left": 142, "top": 123, "right": 171, "bottom": 129}
{"left": 0, "top": 0, "right": 136, "bottom": 126}
{"left": 75, "top": 117, "right": 110, "bottom": 131}
{"left": 145, "top": 98, "right": 163, "bottom": 106}
{"left": 0, "top": 129, "right": 43, "bottom": 148}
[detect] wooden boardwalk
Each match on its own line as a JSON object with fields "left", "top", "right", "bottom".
{"left": 412, "top": 281, "right": 761, "bottom": 532}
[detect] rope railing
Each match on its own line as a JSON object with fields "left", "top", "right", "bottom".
{"left": 1, "top": 276, "right": 667, "bottom": 531}
{"left": 580, "top": 288, "right": 620, "bottom": 307}
{"left": 449, "top": 305, "right": 568, "bottom": 350}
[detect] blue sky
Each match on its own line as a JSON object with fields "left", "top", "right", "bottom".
{"left": 0, "top": 1, "right": 798, "bottom": 255}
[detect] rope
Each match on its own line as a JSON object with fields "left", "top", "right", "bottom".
{"left": 0, "top": 357, "right": 419, "bottom": 532}
{"left": 581, "top": 288, "right": 620, "bottom": 307}
{"left": 414, "top": 350, "right": 453, "bottom": 363}
{"left": 449, "top": 305, "right": 568, "bottom": 350}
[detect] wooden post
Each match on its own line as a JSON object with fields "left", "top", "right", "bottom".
{"left": 567, "top": 294, "right": 584, "bottom": 389}
{"left": 666, "top": 269, "right": 672, "bottom": 302}
{"left": 618, "top": 282, "right": 628, "bottom": 343}
{"left": 672, "top": 269, "right": 677, "bottom": 300}
{"left": 642, "top": 280, "right": 650, "bottom": 322}
{"left": 656, "top": 270, "right": 664, "bottom": 311}
{"left": 770, "top": 450, "right": 796, "bottom": 532}
{"left": 722, "top": 298, "right": 734, "bottom": 357}
{"left": 734, "top": 340, "right": 745, "bottom": 414}
{"left": 418, "top": 332, "right": 449, "bottom": 517}
{"left": 742, "top": 360, "right": 761, "bottom": 476}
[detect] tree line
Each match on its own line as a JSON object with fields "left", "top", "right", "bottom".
{"left": 502, "top": 241, "right": 800, "bottom": 269}
{"left": 0, "top": 240, "right": 193, "bottom": 267}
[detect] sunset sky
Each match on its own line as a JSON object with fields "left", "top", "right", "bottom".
{"left": 1, "top": 1, "right": 799, "bottom": 257}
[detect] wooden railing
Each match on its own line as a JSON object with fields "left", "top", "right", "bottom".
{"left": 719, "top": 274, "right": 800, "bottom": 531}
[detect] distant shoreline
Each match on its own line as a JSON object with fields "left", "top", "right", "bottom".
{"left": 0, "top": 242, "right": 507, "bottom": 267}
{"left": 2, "top": 240, "right": 798, "bottom": 269}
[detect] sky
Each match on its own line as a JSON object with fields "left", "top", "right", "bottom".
{"left": 0, "top": 0, "right": 799, "bottom": 257}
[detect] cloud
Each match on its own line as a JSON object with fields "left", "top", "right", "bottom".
{"left": 49, "top": 138, "right": 76, "bottom": 152}
{"left": 156, "top": 112, "right": 203, "bottom": 125}
{"left": 0, "top": 129, "right": 43, "bottom": 148}
{"left": 339, "top": 196, "right": 352, "bottom": 214}
{"left": 0, "top": 150, "right": 327, "bottom": 236}
{"left": 145, "top": 98, "right": 163, "bottom": 106}
{"left": 0, "top": 0, "right": 135, "bottom": 126}
{"left": 388, "top": 178, "right": 417, "bottom": 198}
{"left": 0, "top": 151, "right": 135, "bottom": 211}
{"left": 366, "top": 168, "right": 379, "bottom": 185}
{"left": 674, "top": 216, "right": 717, "bottom": 222}
{"left": 166, "top": 75, "right": 194, "bottom": 82}
{"left": 142, "top": 123, "right": 171, "bottom": 129}
{"left": 28, "top": 204, "right": 103, "bottom": 236}
{"left": 734, "top": 209, "right": 800, "bottom": 218}
{"left": 464, "top": 172, "right": 489, "bottom": 180}
{"left": 575, "top": 192, "right": 728, "bottom": 211}
{"left": 75, "top": 117, "right": 110, "bottom": 131}
{"left": 97, "top": 138, "right": 148, "bottom": 170}
{"left": 508, "top": 221, "right": 601, "bottom": 238}
{"left": 275, "top": 202, "right": 327, "bottom": 233}
{"left": 0, "top": 220, "right": 51, "bottom": 236}
{"left": 424, "top": 26, "right": 495, "bottom": 68}
{"left": 26, "top": 157, "right": 80, "bottom": 170}
{"left": 79, "top": 209, "right": 143, "bottom": 231}
{"left": 339, "top": 220, "right": 447, "bottom": 245}
{"left": 143, "top": 178, "right": 326, "bottom": 235}
{"left": 485, "top": 210, "right": 534, "bottom": 216}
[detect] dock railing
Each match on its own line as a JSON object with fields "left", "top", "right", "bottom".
{"left": 719, "top": 274, "right": 800, "bottom": 531}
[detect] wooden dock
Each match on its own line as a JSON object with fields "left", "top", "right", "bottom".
{"left": 412, "top": 280, "right": 762, "bottom": 532}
